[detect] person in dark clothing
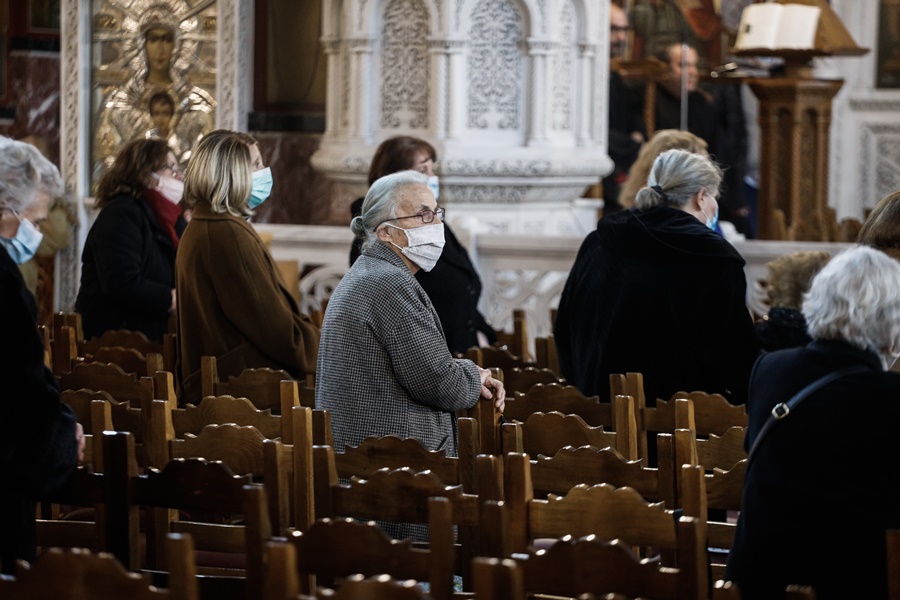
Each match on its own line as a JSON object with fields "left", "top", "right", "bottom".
{"left": 653, "top": 43, "right": 750, "bottom": 235}
{"left": 727, "top": 246, "right": 900, "bottom": 599}
{"left": 0, "top": 137, "right": 82, "bottom": 574}
{"left": 554, "top": 148, "right": 760, "bottom": 404}
{"left": 604, "top": 4, "right": 646, "bottom": 213}
{"left": 754, "top": 250, "right": 830, "bottom": 352}
{"left": 76, "top": 138, "right": 183, "bottom": 342}
{"left": 349, "top": 136, "right": 496, "bottom": 355}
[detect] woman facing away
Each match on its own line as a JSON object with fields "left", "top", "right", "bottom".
{"left": 727, "top": 246, "right": 900, "bottom": 599}
{"left": 76, "top": 138, "right": 184, "bottom": 341}
{"left": 350, "top": 136, "right": 496, "bottom": 355}
{"left": 554, "top": 148, "right": 760, "bottom": 404}
{"left": 176, "top": 130, "right": 317, "bottom": 404}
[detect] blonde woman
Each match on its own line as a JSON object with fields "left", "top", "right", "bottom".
{"left": 176, "top": 130, "right": 317, "bottom": 403}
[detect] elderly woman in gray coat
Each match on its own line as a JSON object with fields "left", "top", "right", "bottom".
{"left": 316, "top": 170, "right": 505, "bottom": 459}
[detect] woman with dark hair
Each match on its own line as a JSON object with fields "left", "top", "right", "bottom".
{"left": 76, "top": 138, "right": 183, "bottom": 341}
{"left": 350, "top": 136, "right": 496, "bottom": 355}
{"left": 858, "top": 190, "right": 900, "bottom": 260}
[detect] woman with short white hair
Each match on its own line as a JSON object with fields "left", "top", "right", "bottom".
{"left": 0, "top": 137, "right": 82, "bottom": 573}
{"left": 727, "top": 245, "right": 900, "bottom": 598}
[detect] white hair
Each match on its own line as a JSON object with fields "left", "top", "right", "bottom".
{"left": 803, "top": 246, "right": 900, "bottom": 360}
{"left": 351, "top": 170, "right": 428, "bottom": 249}
{"left": 634, "top": 148, "right": 722, "bottom": 210}
{"left": 0, "top": 138, "right": 41, "bottom": 213}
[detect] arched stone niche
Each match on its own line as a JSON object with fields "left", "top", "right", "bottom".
{"left": 312, "top": 0, "right": 613, "bottom": 233}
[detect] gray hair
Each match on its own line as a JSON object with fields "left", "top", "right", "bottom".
{"left": 634, "top": 148, "right": 722, "bottom": 210}
{"left": 803, "top": 246, "right": 900, "bottom": 361}
{"left": 351, "top": 170, "right": 428, "bottom": 249}
{"left": 0, "top": 138, "right": 42, "bottom": 213}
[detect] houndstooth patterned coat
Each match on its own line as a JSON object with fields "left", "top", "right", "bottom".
{"left": 316, "top": 241, "right": 482, "bottom": 458}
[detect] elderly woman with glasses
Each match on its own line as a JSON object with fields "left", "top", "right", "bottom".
{"left": 317, "top": 170, "right": 505, "bottom": 482}
{"left": 76, "top": 138, "right": 185, "bottom": 341}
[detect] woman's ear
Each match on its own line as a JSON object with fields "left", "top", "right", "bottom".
{"left": 691, "top": 187, "right": 707, "bottom": 211}
{"left": 376, "top": 224, "right": 392, "bottom": 243}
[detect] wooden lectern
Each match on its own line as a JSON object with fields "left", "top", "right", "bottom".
{"left": 735, "top": 0, "right": 867, "bottom": 241}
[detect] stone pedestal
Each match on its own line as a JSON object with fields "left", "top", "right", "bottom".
{"left": 750, "top": 77, "right": 843, "bottom": 241}
{"left": 312, "top": 0, "right": 613, "bottom": 232}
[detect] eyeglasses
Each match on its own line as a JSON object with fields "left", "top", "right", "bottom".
{"left": 388, "top": 207, "right": 445, "bottom": 224}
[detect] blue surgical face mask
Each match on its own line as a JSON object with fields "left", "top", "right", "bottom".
{"left": 705, "top": 207, "right": 719, "bottom": 231}
{"left": 0, "top": 211, "right": 43, "bottom": 264}
{"left": 249, "top": 167, "right": 273, "bottom": 209}
{"left": 426, "top": 175, "right": 440, "bottom": 201}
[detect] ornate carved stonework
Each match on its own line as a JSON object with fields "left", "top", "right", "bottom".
{"left": 313, "top": 0, "right": 611, "bottom": 225}
{"left": 380, "top": 0, "right": 430, "bottom": 130}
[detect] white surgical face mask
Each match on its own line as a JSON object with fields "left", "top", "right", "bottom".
{"left": 385, "top": 222, "right": 445, "bottom": 272}
{"left": 152, "top": 172, "right": 184, "bottom": 205}
{"left": 426, "top": 176, "right": 440, "bottom": 200}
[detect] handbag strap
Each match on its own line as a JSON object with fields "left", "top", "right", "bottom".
{"left": 746, "top": 365, "right": 870, "bottom": 465}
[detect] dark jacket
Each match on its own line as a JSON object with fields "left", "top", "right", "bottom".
{"left": 554, "top": 206, "right": 760, "bottom": 404}
{"left": 350, "top": 198, "right": 496, "bottom": 355}
{"left": 604, "top": 72, "right": 645, "bottom": 213}
{"left": 755, "top": 307, "right": 811, "bottom": 353}
{"left": 177, "top": 201, "right": 319, "bottom": 403}
{"left": 1, "top": 247, "right": 78, "bottom": 573}
{"left": 76, "top": 191, "right": 177, "bottom": 341}
{"left": 727, "top": 340, "right": 900, "bottom": 599}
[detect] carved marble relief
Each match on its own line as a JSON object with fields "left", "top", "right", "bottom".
{"left": 91, "top": 0, "right": 217, "bottom": 185}
{"left": 467, "top": 0, "right": 523, "bottom": 130}
{"left": 550, "top": 0, "right": 575, "bottom": 132}
{"left": 380, "top": 0, "right": 430, "bottom": 129}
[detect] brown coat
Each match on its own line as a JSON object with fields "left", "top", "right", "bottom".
{"left": 176, "top": 201, "right": 319, "bottom": 402}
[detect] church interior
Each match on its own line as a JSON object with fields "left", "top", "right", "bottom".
{"left": 2, "top": 0, "right": 900, "bottom": 598}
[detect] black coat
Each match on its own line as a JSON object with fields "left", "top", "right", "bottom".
{"left": 604, "top": 72, "right": 645, "bottom": 213}
{"left": 554, "top": 206, "right": 760, "bottom": 404}
{"left": 0, "top": 247, "right": 78, "bottom": 573}
{"left": 349, "top": 198, "right": 496, "bottom": 355}
{"left": 727, "top": 340, "right": 900, "bottom": 599}
{"left": 76, "top": 192, "right": 177, "bottom": 342}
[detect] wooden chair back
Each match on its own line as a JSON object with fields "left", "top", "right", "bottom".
{"left": 171, "top": 395, "right": 288, "bottom": 441}
{"left": 494, "top": 308, "right": 530, "bottom": 360}
{"left": 0, "top": 534, "right": 197, "bottom": 600}
{"left": 50, "top": 324, "right": 79, "bottom": 375}
{"left": 502, "top": 367, "right": 563, "bottom": 395}
{"left": 60, "top": 389, "right": 116, "bottom": 468}
{"left": 466, "top": 346, "right": 534, "bottom": 372}
{"left": 533, "top": 335, "right": 560, "bottom": 376}
{"left": 284, "top": 499, "right": 455, "bottom": 599}
{"left": 525, "top": 435, "right": 676, "bottom": 507}
{"left": 201, "top": 355, "right": 305, "bottom": 412}
{"left": 86, "top": 346, "right": 165, "bottom": 378}
{"left": 35, "top": 465, "right": 107, "bottom": 554}
{"left": 58, "top": 361, "right": 157, "bottom": 408}
{"left": 80, "top": 329, "right": 163, "bottom": 357}
{"left": 507, "top": 383, "right": 609, "bottom": 427}
{"left": 473, "top": 529, "right": 706, "bottom": 600}
{"left": 498, "top": 452, "right": 707, "bottom": 597}
{"left": 501, "top": 402, "right": 638, "bottom": 462}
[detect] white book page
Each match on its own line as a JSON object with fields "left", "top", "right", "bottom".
{"left": 735, "top": 3, "right": 783, "bottom": 49}
{"left": 774, "top": 5, "right": 821, "bottom": 49}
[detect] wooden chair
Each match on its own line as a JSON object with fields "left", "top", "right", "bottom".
{"left": 494, "top": 308, "right": 530, "bottom": 361}
{"left": 312, "top": 444, "right": 499, "bottom": 590}
{"left": 264, "top": 540, "right": 433, "bottom": 600}
{"left": 60, "top": 389, "right": 116, "bottom": 468}
{"left": 507, "top": 383, "right": 610, "bottom": 428}
{"left": 533, "top": 334, "right": 560, "bottom": 376}
{"left": 502, "top": 367, "right": 563, "bottom": 395}
{"left": 0, "top": 534, "right": 198, "bottom": 600}
{"left": 472, "top": 531, "right": 706, "bottom": 600}
{"left": 50, "top": 324, "right": 80, "bottom": 375}
{"left": 501, "top": 404, "right": 639, "bottom": 462}
{"left": 81, "top": 328, "right": 164, "bottom": 357}
{"left": 524, "top": 437, "right": 676, "bottom": 507}
{"left": 104, "top": 430, "right": 272, "bottom": 600}
{"left": 611, "top": 373, "right": 748, "bottom": 462}
{"left": 170, "top": 394, "right": 298, "bottom": 444}
{"left": 283, "top": 499, "right": 455, "bottom": 598}
{"left": 35, "top": 465, "right": 107, "bottom": 554}
{"left": 496, "top": 452, "right": 707, "bottom": 598}
{"left": 466, "top": 346, "right": 534, "bottom": 372}
{"left": 201, "top": 355, "right": 308, "bottom": 412}
{"left": 674, "top": 426, "right": 748, "bottom": 474}
{"left": 167, "top": 423, "right": 293, "bottom": 536}
{"left": 85, "top": 345, "right": 166, "bottom": 378}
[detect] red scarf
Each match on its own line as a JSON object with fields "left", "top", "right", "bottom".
{"left": 143, "top": 188, "right": 181, "bottom": 248}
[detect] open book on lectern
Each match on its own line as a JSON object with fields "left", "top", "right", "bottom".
{"left": 735, "top": 3, "right": 821, "bottom": 50}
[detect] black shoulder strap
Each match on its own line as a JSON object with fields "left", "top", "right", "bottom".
{"left": 746, "top": 365, "right": 871, "bottom": 465}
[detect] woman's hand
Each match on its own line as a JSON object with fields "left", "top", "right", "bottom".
{"left": 479, "top": 368, "right": 506, "bottom": 413}
{"left": 75, "top": 422, "right": 85, "bottom": 464}
{"left": 169, "top": 288, "right": 177, "bottom": 315}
